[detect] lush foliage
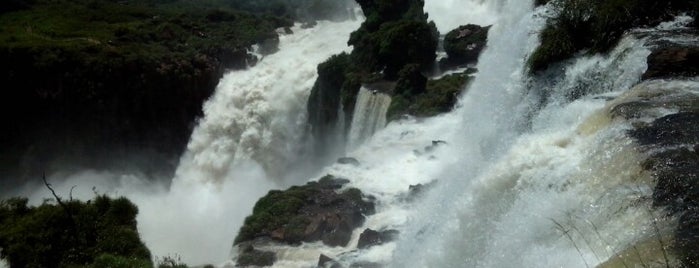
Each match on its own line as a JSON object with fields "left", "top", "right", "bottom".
{"left": 227, "top": 0, "right": 355, "bottom": 21}
{"left": 388, "top": 69, "right": 473, "bottom": 120}
{"left": 235, "top": 176, "right": 372, "bottom": 244}
{"left": 348, "top": 0, "right": 437, "bottom": 78}
{"left": 307, "top": 0, "right": 439, "bottom": 143}
{"left": 0, "top": 0, "right": 292, "bottom": 175}
{"left": 529, "top": 0, "right": 697, "bottom": 71}
{"left": 0, "top": 195, "right": 152, "bottom": 267}
{"left": 0, "top": 0, "right": 288, "bottom": 65}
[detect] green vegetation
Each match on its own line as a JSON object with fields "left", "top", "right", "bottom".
{"left": 388, "top": 69, "right": 474, "bottom": 120}
{"left": 0, "top": 0, "right": 295, "bottom": 171}
{"left": 443, "top": 25, "right": 490, "bottom": 64}
{"left": 529, "top": 0, "right": 697, "bottom": 71}
{"left": 227, "top": 0, "right": 355, "bottom": 21}
{"left": 235, "top": 175, "right": 373, "bottom": 245}
{"left": 0, "top": 195, "right": 152, "bottom": 267}
{"left": 307, "top": 0, "right": 439, "bottom": 143}
{"left": 0, "top": 0, "right": 288, "bottom": 66}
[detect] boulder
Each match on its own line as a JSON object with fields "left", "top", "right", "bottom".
{"left": 643, "top": 43, "right": 699, "bottom": 80}
{"left": 235, "top": 176, "right": 375, "bottom": 247}
{"left": 236, "top": 245, "right": 276, "bottom": 267}
{"left": 357, "top": 229, "right": 399, "bottom": 249}
{"left": 349, "top": 262, "right": 382, "bottom": 268}
{"left": 405, "top": 181, "right": 437, "bottom": 201}
{"left": 337, "top": 157, "right": 361, "bottom": 166}
{"left": 440, "top": 24, "right": 490, "bottom": 69}
{"left": 620, "top": 81, "right": 699, "bottom": 267}
{"left": 318, "top": 254, "right": 343, "bottom": 268}
{"left": 629, "top": 112, "right": 699, "bottom": 147}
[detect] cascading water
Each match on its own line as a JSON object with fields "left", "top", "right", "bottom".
{"left": 134, "top": 19, "right": 363, "bottom": 265}
{"left": 347, "top": 87, "right": 393, "bottom": 150}
{"left": 12, "top": 18, "right": 362, "bottom": 266}
{"left": 266, "top": 0, "right": 687, "bottom": 267}
{"left": 7, "top": 0, "right": 694, "bottom": 267}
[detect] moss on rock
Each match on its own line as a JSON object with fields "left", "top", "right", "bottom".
{"left": 235, "top": 175, "right": 375, "bottom": 247}
{"left": 387, "top": 69, "right": 473, "bottom": 120}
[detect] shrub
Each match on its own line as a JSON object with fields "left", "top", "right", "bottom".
{"left": 529, "top": 0, "right": 696, "bottom": 72}
{"left": 0, "top": 195, "right": 152, "bottom": 267}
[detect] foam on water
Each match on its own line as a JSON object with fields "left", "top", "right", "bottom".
{"left": 13, "top": 18, "right": 362, "bottom": 266}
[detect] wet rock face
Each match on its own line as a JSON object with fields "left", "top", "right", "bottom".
{"left": 630, "top": 112, "right": 699, "bottom": 147}
{"left": 618, "top": 80, "right": 699, "bottom": 267}
{"left": 643, "top": 43, "right": 699, "bottom": 80}
{"left": 236, "top": 245, "right": 276, "bottom": 267}
{"left": 318, "top": 254, "right": 343, "bottom": 268}
{"left": 235, "top": 175, "right": 375, "bottom": 247}
{"left": 357, "top": 229, "right": 399, "bottom": 249}
{"left": 440, "top": 24, "right": 490, "bottom": 69}
{"left": 337, "top": 157, "right": 360, "bottom": 166}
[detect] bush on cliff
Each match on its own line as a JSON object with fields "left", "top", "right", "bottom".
{"left": 235, "top": 176, "right": 375, "bottom": 247}
{"left": 375, "top": 20, "right": 438, "bottom": 78}
{"left": 0, "top": 0, "right": 291, "bottom": 176}
{"left": 387, "top": 69, "right": 473, "bottom": 120}
{"left": 347, "top": 0, "right": 438, "bottom": 77}
{"left": 529, "top": 0, "right": 696, "bottom": 71}
{"left": 0, "top": 195, "right": 152, "bottom": 267}
{"left": 307, "top": 0, "right": 439, "bottom": 144}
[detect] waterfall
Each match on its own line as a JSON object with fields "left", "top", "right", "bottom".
{"left": 347, "top": 87, "right": 392, "bottom": 150}
{"left": 12, "top": 18, "right": 363, "bottom": 266}
{"left": 137, "top": 19, "right": 362, "bottom": 265}
{"left": 8, "top": 0, "right": 695, "bottom": 267}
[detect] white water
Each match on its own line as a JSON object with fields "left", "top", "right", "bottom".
{"left": 269, "top": 0, "right": 676, "bottom": 267}
{"left": 5, "top": 0, "right": 689, "bottom": 267}
{"left": 424, "top": 0, "right": 502, "bottom": 32}
{"left": 347, "top": 87, "right": 392, "bottom": 150}
{"left": 11, "top": 19, "right": 361, "bottom": 266}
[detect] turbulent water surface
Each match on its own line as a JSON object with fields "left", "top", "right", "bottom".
{"left": 5, "top": 0, "right": 696, "bottom": 267}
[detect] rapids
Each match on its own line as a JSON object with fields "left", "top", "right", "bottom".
{"left": 5, "top": 0, "right": 695, "bottom": 267}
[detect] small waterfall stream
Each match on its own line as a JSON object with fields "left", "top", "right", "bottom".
{"left": 347, "top": 87, "right": 393, "bottom": 150}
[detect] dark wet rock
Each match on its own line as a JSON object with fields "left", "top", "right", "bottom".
{"left": 609, "top": 80, "right": 699, "bottom": 120}
{"left": 317, "top": 175, "right": 352, "bottom": 190}
{"left": 629, "top": 112, "right": 699, "bottom": 146}
{"left": 425, "top": 140, "right": 447, "bottom": 153}
{"left": 626, "top": 89, "right": 699, "bottom": 267}
{"left": 236, "top": 245, "right": 276, "bottom": 267}
{"left": 318, "top": 254, "right": 343, "bottom": 268}
{"left": 641, "top": 147, "right": 699, "bottom": 212}
{"left": 302, "top": 20, "right": 318, "bottom": 29}
{"left": 235, "top": 175, "right": 375, "bottom": 247}
{"left": 405, "top": 181, "right": 437, "bottom": 202}
{"left": 337, "top": 157, "right": 360, "bottom": 166}
{"left": 440, "top": 24, "right": 490, "bottom": 69}
{"left": 357, "top": 229, "right": 399, "bottom": 249}
{"left": 349, "top": 261, "right": 382, "bottom": 268}
{"left": 257, "top": 32, "right": 281, "bottom": 55}
{"left": 643, "top": 44, "right": 699, "bottom": 80}
{"left": 307, "top": 53, "right": 351, "bottom": 158}
{"left": 676, "top": 208, "right": 699, "bottom": 267}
